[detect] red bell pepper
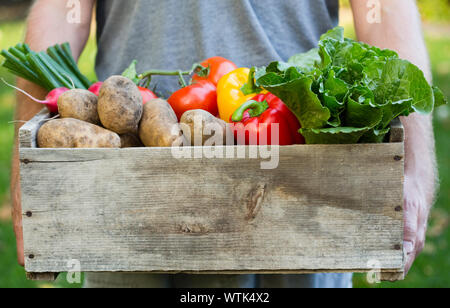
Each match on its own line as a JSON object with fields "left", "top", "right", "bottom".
{"left": 231, "top": 93, "right": 305, "bottom": 145}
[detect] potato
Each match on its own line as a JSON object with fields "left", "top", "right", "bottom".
{"left": 98, "top": 76, "right": 143, "bottom": 134}
{"left": 38, "top": 118, "right": 121, "bottom": 148}
{"left": 58, "top": 89, "right": 100, "bottom": 125}
{"left": 139, "top": 98, "right": 187, "bottom": 147}
{"left": 120, "top": 133, "right": 144, "bottom": 148}
{"left": 180, "top": 109, "right": 230, "bottom": 146}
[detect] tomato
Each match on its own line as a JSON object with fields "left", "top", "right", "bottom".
{"left": 138, "top": 86, "right": 158, "bottom": 104}
{"left": 168, "top": 80, "right": 218, "bottom": 120}
{"left": 192, "top": 56, "right": 237, "bottom": 86}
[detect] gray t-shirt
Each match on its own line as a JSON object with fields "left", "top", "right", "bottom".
{"left": 96, "top": 0, "right": 339, "bottom": 96}
{"left": 92, "top": 0, "right": 352, "bottom": 288}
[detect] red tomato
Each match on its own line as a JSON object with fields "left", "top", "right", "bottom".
{"left": 138, "top": 86, "right": 158, "bottom": 104}
{"left": 168, "top": 80, "right": 218, "bottom": 120}
{"left": 192, "top": 57, "right": 238, "bottom": 86}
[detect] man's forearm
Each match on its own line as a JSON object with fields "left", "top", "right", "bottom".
{"left": 351, "top": 0, "right": 437, "bottom": 272}
{"left": 11, "top": 0, "right": 95, "bottom": 265}
{"left": 351, "top": 0, "right": 436, "bottom": 202}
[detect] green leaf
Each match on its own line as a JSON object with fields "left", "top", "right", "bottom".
{"left": 433, "top": 86, "right": 448, "bottom": 108}
{"left": 288, "top": 48, "right": 321, "bottom": 72}
{"left": 253, "top": 26, "right": 446, "bottom": 145}
{"left": 257, "top": 76, "right": 330, "bottom": 128}
{"left": 359, "top": 127, "right": 391, "bottom": 144}
{"left": 345, "top": 94, "right": 383, "bottom": 128}
{"left": 372, "top": 59, "right": 434, "bottom": 114}
{"left": 122, "top": 60, "right": 140, "bottom": 84}
{"left": 320, "top": 26, "right": 345, "bottom": 41}
{"left": 300, "top": 126, "right": 370, "bottom": 144}
{"left": 378, "top": 98, "right": 413, "bottom": 129}
{"left": 323, "top": 70, "right": 349, "bottom": 100}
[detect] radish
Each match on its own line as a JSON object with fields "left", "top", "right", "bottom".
{"left": 1, "top": 78, "right": 68, "bottom": 114}
{"left": 88, "top": 81, "right": 103, "bottom": 96}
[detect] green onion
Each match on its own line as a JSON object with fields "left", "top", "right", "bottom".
{"left": 46, "top": 47, "right": 86, "bottom": 88}
{"left": 60, "top": 43, "right": 91, "bottom": 88}
{"left": 0, "top": 42, "right": 92, "bottom": 91}
{"left": 1, "top": 49, "right": 42, "bottom": 85}
{"left": 8, "top": 47, "right": 27, "bottom": 63}
{"left": 37, "top": 52, "right": 73, "bottom": 89}
{"left": 27, "top": 52, "right": 59, "bottom": 90}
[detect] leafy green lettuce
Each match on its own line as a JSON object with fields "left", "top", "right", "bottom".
{"left": 255, "top": 27, "right": 447, "bottom": 144}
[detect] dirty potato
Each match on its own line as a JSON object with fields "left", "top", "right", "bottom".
{"left": 37, "top": 118, "right": 121, "bottom": 148}
{"left": 180, "top": 109, "right": 230, "bottom": 146}
{"left": 139, "top": 98, "right": 187, "bottom": 147}
{"left": 58, "top": 89, "right": 100, "bottom": 125}
{"left": 98, "top": 76, "right": 143, "bottom": 134}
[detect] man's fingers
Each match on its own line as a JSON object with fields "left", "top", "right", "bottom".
{"left": 404, "top": 249, "right": 415, "bottom": 275}
{"left": 403, "top": 195, "right": 428, "bottom": 275}
{"left": 403, "top": 197, "right": 420, "bottom": 275}
{"left": 403, "top": 199, "right": 419, "bottom": 252}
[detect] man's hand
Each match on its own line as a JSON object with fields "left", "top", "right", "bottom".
{"left": 403, "top": 175, "right": 429, "bottom": 274}
{"left": 11, "top": 0, "right": 95, "bottom": 266}
{"left": 351, "top": 0, "right": 437, "bottom": 274}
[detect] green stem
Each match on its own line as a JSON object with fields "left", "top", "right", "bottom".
{"left": 139, "top": 64, "right": 205, "bottom": 80}
{"left": 231, "top": 100, "right": 269, "bottom": 122}
{"left": 240, "top": 67, "right": 262, "bottom": 95}
{"left": 178, "top": 71, "right": 187, "bottom": 88}
{"left": 139, "top": 70, "right": 191, "bottom": 79}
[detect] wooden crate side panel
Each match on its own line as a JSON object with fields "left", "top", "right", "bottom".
{"left": 21, "top": 144, "right": 404, "bottom": 274}
{"left": 18, "top": 108, "right": 49, "bottom": 149}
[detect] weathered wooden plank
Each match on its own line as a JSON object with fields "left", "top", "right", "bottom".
{"left": 380, "top": 270, "right": 405, "bottom": 282}
{"left": 390, "top": 119, "right": 405, "bottom": 143}
{"left": 20, "top": 144, "right": 404, "bottom": 278}
{"left": 18, "top": 108, "right": 49, "bottom": 148}
{"left": 26, "top": 272, "right": 59, "bottom": 281}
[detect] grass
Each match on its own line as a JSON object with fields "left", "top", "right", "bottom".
{"left": 0, "top": 15, "right": 449, "bottom": 288}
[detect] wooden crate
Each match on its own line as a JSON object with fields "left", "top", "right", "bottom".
{"left": 19, "top": 109, "right": 405, "bottom": 281}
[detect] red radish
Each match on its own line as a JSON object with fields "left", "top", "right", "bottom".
{"left": 89, "top": 81, "right": 158, "bottom": 104}
{"left": 1, "top": 78, "right": 68, "bottom": 113}
{"left": 88, "top": 81, "right": 103, "bottom": 96}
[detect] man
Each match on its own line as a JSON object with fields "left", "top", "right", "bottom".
{"left": 11, "top": 0, "right": 436, "bottom": 288}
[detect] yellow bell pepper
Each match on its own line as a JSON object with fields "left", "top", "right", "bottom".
{"left": 217, "top": 67, "right": 266, "bottom": 122}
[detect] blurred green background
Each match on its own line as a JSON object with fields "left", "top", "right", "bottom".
{"left": 0, "top": 0, "right": 448, "bottom": 288}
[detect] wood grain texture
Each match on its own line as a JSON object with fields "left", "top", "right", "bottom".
{"left": 26, "top": 272, "right": 58, "bottom": 281}
{"left": 20, "top": 112, "right": 405, "bottom": 281}
{"left": 19, "top": 108, "right": 49, "bottom": 149}
{"left": 20, "top": 144, "right": 405, "bottom": 278}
